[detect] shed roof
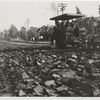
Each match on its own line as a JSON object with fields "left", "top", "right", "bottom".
{"left": 50, "top": 13, "right": 85, "bottom": 20}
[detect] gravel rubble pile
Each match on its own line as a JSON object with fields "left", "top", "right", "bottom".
{"left": 0, "top": 49, "right": 100, "bottom": 96}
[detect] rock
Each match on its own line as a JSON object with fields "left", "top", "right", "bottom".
{"left": 56, "top": 85, "right": 68, "bottom": 92}
{"left": 72, "top": 54, "right": 77, "bottom": 59}
{"left": 18, "top": 83, "right": 26, "bottom": 89}
{"left": 66, "top": 90, "right": 75, "bottom": 96}
{"left": 60, "top": 62, "right": 69, "bottom": 68}
{"left": 67, "top": 45, "right": 72, "bottom": 48}
{"left": 51, "top": 69, "right": 60, "bottom": 72}
{"left": 22, "top": 71, "right": 30, "bottom": 80}
{"left": 58, "top": 65, "right": 61, "bottom": 68}
{"left": 42, "top": 60, "right": 45, "bottom": 63}
{"left": 26, "top": 78, "right": 34, "bottom": 82}
{"left": 68, "top": 58, "right": 76, "bottom": 63}
{"left": 88, "top": 59, "right": 95, "bottom": 64}
{"left": 78, "top": 65, "right": 85, "bottom": 69}
{"left": 19, "top": 90, "right": 26, "bottom": 96}
{"left": 34, "top": 85, "right": 43, "bottom": 95}
{"left": 45, "top": 88, "right": 56, "bottom": 96}
{"left": 52, "top": 55, "right": 57, "bottom": 58}
{"left": 62, "top": 70, "right": 76, "bottom": 78}
{"left": 77, "top": 68, "right": 82, "bottom": 71}
{"left": 97, "top": 46, "right": 99, "bottom": 49}
{"left": 37, "top": 61, "right": 41, "bottom": 66}
{"left": 39, "top": 53, "right": 42, "bottom": 56}
{"left": 26, "top": 81, "right": 34, "bottom": 89}
{"left": 64, "top": 63, "right": 69, "bottom": 68}
{"left": 82, "top": 69, "right": 89, "bottom": 77}
{"left": 81, "top": 56, "right": 85, "bottom": 60}
{"left": 26, "top": 56, "right": 30, "bottom": 61}
{"left": 93, "top": 87, "right": 100, "bottom": 96}
{"left": 0, "top": 58, "right": 4, "bottom": 63}
{"left": 53, "top": 61, "right": 61, "bottom": 65}
{"left": 44, "top": 80, "right": 56, "bottom": 87}
{"left": 0, "top": 85, "right": 8, "bottom": 93}
{"left": 58, "top": 56, "right": 62, "bottom": 60}
{"left": 52, "top": 74, "right": 60, "bottom": 78}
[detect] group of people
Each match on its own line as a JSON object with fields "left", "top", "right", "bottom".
{"left": 51, "top": 20, "right": 80, "bottom": 49}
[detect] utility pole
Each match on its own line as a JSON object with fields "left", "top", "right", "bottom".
{"left": 25, "top": 18, "right": 30, "bottom": 31}
{"left": 58, "top": 3, "right": 67, "bottom": 15}
{"left": 26, "top": 18, "right": 29, "bottom": 31}
{"left": 99, "top": 5, "right": 100, "bottom": 16}
{"left": 25, "top": 18, "right": 29, "bottom": 41}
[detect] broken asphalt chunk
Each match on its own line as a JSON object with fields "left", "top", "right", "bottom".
{"left": 19, "top": 90, "right": 26, "bottom": 96}
{"left": 52, "top": 74, "right": 60, "bottom": 78}
{"left": 56, "top": 85, "right": 68, "bottom": 92}
{"left": 44, "top": 80, "right": 56, "bottom": 87}
{"left": 34, "top": 85, "right": 43, "bottom": 95}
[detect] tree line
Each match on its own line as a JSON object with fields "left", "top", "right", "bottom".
{"left": 0, "top": 25, "right": 54, "bottom": 42}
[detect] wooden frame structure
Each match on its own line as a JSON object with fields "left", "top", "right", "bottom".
{"left": 50, "top": 13, "right": 85, "bottom": 49}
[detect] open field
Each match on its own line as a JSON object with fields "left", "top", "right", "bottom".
{"left": 0, "top": 41, "right": 51, "bottom": 51}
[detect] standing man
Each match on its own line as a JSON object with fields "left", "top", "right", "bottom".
{"left": 74, "top": 24, "right": 79, "bottom": 37}
{"left": 51, "top": 20, "right": 66, "bottom": 49}
{"left": 51, "top": 20, "right": 60, "bottom": 48}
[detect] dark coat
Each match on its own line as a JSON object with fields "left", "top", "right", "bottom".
{"left": 74, "top": 27, "right": 79, "bottom": 37}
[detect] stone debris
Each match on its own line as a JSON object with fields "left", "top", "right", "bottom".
{"left": 19, "top": 90, "right": 26, "bottom": 96}
{"left": 0, "top": 49, "right": 99, "bottom": 96}
{"left": 44, "top": 80, "right": 56, "bottom": 87}
{"left": 56, "top": 85, "right": 68, "bottom": 92}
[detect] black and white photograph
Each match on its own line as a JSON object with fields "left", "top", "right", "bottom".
{"left": 0, "top": 0, "right": 99, "bottom": 97}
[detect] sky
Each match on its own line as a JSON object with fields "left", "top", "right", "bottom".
{"left": 0, "top": 0, "right": 100, "bottom": 31}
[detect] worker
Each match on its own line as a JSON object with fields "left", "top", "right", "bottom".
{"left": 74, "top": 24, "right": 79, "bottom": 37}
